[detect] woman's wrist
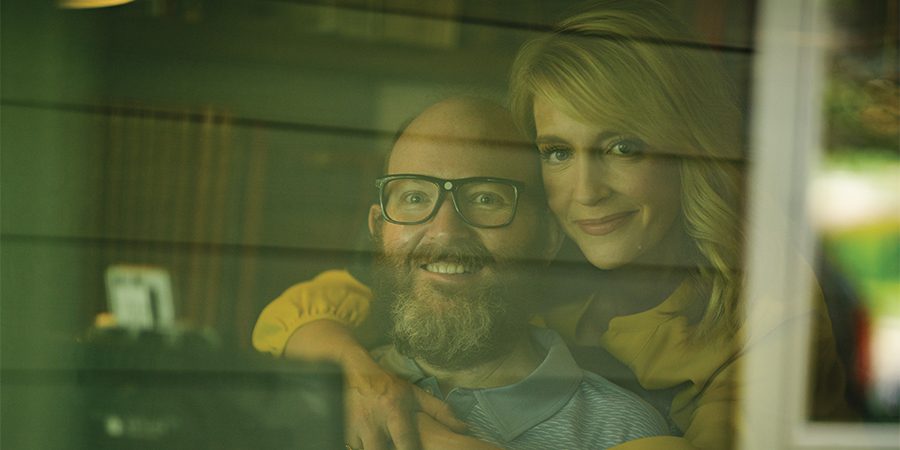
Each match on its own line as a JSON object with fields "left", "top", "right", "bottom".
{"left": 336, "top": 340, "right": 383, "bottom": 376}
{"left": 283, "top": 319, "right": 364, "bottom": 362}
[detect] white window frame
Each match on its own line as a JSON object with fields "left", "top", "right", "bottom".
{"left": 741, "top": 0, "right": 900, "bottom": 449}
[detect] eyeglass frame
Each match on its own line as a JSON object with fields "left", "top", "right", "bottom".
{"left": 374, "top": 174, "right": 527, "bottom": 229}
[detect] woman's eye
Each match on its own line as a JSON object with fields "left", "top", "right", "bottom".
{"left": 608, "top": 138, "right": 646, "bottom": 157}
{"left": 539, "top": 146, "right": 572, "bottom": 164}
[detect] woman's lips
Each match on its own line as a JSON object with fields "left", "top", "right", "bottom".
{"left": 574, "top": 211, "right": 637, "bottom": 236}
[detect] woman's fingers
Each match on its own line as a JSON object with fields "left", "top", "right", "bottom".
{"left": 385, "top": 408, "right": 422, "bottom": 450}
{"left": 341, "top": 357, "right": 468, "bottom": 449}
{"left": 416, "top": 413, "right": 499, "bottom": 450}
{"left": 344, "top": 369, "right": 423, "bottom": 450}
{"left": 357, "top": 426, "right": 389, "bottom": 450}
{"left": 413, "top": 388, "right": 467, "bottom": 433}
{"left": 344, "top": 435, "right": 366, "bottom": 450}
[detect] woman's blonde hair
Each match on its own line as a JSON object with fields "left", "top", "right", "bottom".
{"left": 509, "top": 0, "right": 746, "bottom": 338}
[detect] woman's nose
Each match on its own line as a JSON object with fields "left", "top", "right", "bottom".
{"left": 573, "top": 158, "right": 612, "bottom": 205}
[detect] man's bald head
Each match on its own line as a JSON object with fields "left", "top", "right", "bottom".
{"left": 385, "top": 97, "right": 541, "bottom": 190}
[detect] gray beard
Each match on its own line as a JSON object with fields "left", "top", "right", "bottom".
{"left": 373, "top": 245, "right": 532, "bottom": 371}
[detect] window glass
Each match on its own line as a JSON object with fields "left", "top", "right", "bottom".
{"left": 812, "top": 0, "right": 899, "bottom": 423}
{"left": 5, "top": 1, "right": 895, "bottom": 449}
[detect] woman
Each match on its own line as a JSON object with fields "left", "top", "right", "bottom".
{"left": 253, "top": 1, "right": 848, "bottom": 449}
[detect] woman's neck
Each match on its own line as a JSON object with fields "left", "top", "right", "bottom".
{"left": 604, "top": 263, "right": 686, "bottom": 315}
{"left": 575, "top": 262, "right": 688, "bottom": 345}
{"left": 608, "top": 222, "right": 698, "bottom": 314}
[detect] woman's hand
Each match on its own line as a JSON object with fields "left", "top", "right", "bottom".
{"left": 416, "top": 413, "right": 502, "bottom": 450}
{"left": 284, "top": 320, "right": 466, "bottom": 450}
{"left": 342, "top": 360, "right": 466, "bottom": 450}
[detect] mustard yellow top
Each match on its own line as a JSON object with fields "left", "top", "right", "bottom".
{"left": 252, "top": 269, "right": 848, "bottom": 450}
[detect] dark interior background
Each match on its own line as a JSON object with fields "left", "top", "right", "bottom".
{"left": 1, "top": 0, "right": 755, "bottom": 353}
{"left": 7, "top": 0, "right": 900, "bottom": 447}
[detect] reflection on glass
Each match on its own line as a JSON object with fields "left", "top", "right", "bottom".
{"left": 813, "top": 0, "right": 899, "bottom": 422}
{"left": 813, "top": 154, "right": 900, "bottom": 421}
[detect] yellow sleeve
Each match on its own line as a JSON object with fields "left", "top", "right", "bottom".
{"left": 678, "top": 359, "right": 738, "bottom": 450}
{"left": 251, "top": 269, "right": 373, "bottom": 356}
{"left": 676, "top": 280, "right": 850, "bottom": 450}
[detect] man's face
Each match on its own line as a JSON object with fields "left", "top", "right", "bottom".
{"left": 369, "top": 100, "right": 551, "bottom": 369}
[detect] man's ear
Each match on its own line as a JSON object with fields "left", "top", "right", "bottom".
{"left": 541, "top": 216, "right": 565, "bottom": 263}
{"left": 368, "top": 204, "right": 383, "bottom": 238}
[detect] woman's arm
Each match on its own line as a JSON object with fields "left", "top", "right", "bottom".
{"left": 416, "top": 413, "right": 502, "bottom": 450}
{"left": 252, "top": 270, "right": 376, "bottom": 355}
{"left": 253, "top": 270, "right": 466, "bottom": 450}
{"left": 285, "top": 320, "right": 466, "bottom": 450}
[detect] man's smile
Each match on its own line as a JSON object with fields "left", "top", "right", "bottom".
{"left": 422, "top": 261, "right": 479, "bottom": 274}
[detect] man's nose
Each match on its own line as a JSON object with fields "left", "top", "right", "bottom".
{"left": 425, "top": 196, "right": 472, "bottom": 239}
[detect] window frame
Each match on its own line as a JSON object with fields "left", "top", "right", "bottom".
{"left": 741, "top": 0, "right": 900, "bottom": 448}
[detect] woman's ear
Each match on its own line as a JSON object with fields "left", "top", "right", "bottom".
{"left": 368, "top": 204, "right": 383, "bottom": 239}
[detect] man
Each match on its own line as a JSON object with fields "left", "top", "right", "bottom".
{"left": 254, "top": 97, "right": 667, "bottom": 449}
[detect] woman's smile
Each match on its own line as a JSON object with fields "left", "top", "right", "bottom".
{"left": 573, "top": 211, "right": 638, "bottom": 236}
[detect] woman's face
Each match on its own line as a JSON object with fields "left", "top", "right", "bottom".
{"left": 533, "top": 96, "right": 685, "bottom": 269}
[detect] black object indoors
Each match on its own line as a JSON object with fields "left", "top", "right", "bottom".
{"left": 7, "top": 330, "right": 344, "bottom": 450}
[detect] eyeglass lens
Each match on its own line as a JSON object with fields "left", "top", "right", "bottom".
{"left": 381, "top": 178, "right": 516, "bottom": 227}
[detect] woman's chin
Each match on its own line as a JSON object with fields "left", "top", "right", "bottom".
{"left": 580, "top": 246, "right": 634, "bottom": 271}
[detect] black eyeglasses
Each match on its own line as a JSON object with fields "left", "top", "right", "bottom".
{"left": 375, "top": 174, "right": 525, "bottom": 228}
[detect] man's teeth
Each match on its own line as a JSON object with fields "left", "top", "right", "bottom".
{"left": 424, "top": 262, "right": 472, "bottom": 274}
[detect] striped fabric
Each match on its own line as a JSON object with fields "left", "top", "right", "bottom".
{"left": 462, "top": 371, "right": 669, "bottom": 449}
{"left": 374, "top": 328, "right": 669, "bottom": 449}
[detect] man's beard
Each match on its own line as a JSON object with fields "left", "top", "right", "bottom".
{"left": 373, "top": 238, "right": 533, "bottom": 371}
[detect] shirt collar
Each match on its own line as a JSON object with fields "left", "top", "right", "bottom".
{"left": 375, "top": 327, "right": 583, "bottom": 442}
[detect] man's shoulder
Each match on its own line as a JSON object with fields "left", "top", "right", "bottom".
{"left": 516, "top": 369, "right": 670, "bottom": 448}
{"left": 574, "top": 371, "right": 670, "bottom": 434}
{"left": 577, "top": 370, "right": 654, "bottom": 408}
{"left": 527, "top": 327, "right": 670, "bottom": 440}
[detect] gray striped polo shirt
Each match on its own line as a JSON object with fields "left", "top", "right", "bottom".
{"left": 374, "top": 327, "right": 669, "bottom": 449}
